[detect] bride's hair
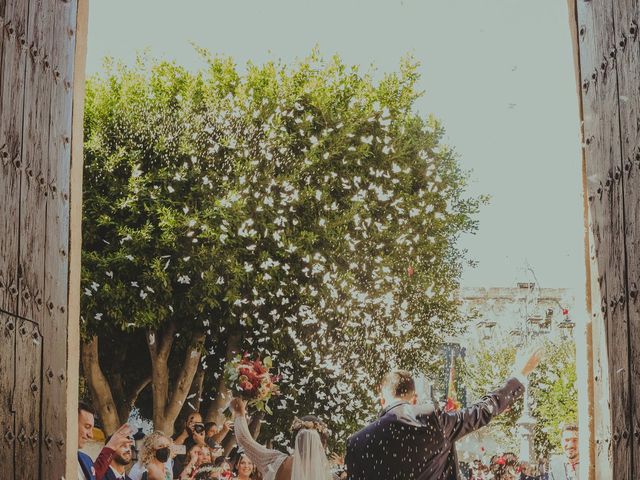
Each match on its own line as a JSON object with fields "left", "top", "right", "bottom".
{"left": 290, "top": 416, "right": 332, "bottom": 480}
{"left": 290, "top": 415, "right": 329, "bottom": 446}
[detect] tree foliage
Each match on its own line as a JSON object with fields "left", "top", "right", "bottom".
{"left": 462, "top": 338, "right": 577, "bottom": 457}
{"left": 81, "top": 50, "right": 482, "bottom": 445}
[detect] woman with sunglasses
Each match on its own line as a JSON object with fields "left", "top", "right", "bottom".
{"left": 174, "top": 412, "right": 207, "bottom": 449}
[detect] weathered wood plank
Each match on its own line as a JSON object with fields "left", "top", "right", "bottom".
{"left": 577, "top": 0, "right": 632, "bottom": 478}
{"left": 1, "top": 0, "right": 84, "bottom": 476}
{"left": 0, "top": 0, "right": 5, "bottom": 91}
{"left": 566, "top": 2, "right": 598, "bottom": 477}
{"left": 612, "top": 0, "right": 640, "bottom": 476}
{"left": 0, "top": 312, "right": 16, "bottom": 480}
{"left": 13, "top": 318, "right": 42, "bottom": 480}
{"left": 66, "top": 1, "right": 89, "bottom": 476}
{"left": 0, "top": 0, "right": 29, "bottom": 316}
{"left": 576, "top": 2, "right": 610, "bottom": 478}
{"left": 41, "top": 0, "right": 77, "bottom": 475}
{"left": 17, "top": 0, "right": 54, "bottom": 325}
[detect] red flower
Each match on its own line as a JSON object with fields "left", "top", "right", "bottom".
{"left": 240, "top": 380, "right": 254, "bottom": 392}
{"left": 254, "top": 360, "right": 267, "bottom": 374}
{"left": 496, "top": 456, "right": 506, "bottom": 466}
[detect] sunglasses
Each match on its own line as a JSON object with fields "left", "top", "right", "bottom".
{"left": 193, "top": 423, "right": 206, "bottom": 434}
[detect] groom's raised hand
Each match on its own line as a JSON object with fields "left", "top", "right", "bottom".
{"left": 512, "top": 344, "right": 544, "bottom": 379}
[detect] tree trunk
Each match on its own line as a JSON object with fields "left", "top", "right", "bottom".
{"left": 118, "top": 375, "right": 151, "bottom": 425}
{"left": 205, "top": 333, "right": 241, "bottom": 424}
{"left": 148, "top": 322, "right": 206, "bottom": 434}
{"left": 189, "top": 366, "right": 205, "bottom": 413}
{"left": 173, "top": 364, "right": 205, "bottom": 433}
{"left": 80, "top": 336, "right": 121, "bottom": 435}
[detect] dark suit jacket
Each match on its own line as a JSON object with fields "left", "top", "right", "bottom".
{"left": 103, "top": 466, "right": 133, "bottom": 480}
{"left": 345, "top": 377, "right": 525, "bottom": 480}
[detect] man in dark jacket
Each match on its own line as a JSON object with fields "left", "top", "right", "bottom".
{"left": 78, "top": 401, "right": 133, "bottom": 480}
{"left": 103, "top": 436, "right": 134, "bottom": 480}
{"left": 346, "top": 347, "right": 542, "bottom": 480}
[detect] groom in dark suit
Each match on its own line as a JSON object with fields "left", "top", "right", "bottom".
{"left": 345, "top": 348, "right": 542, "bottom": 480}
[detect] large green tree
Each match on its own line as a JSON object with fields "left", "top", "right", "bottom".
{"left": 81, "top": 51, "right": 482, "bottom": 445}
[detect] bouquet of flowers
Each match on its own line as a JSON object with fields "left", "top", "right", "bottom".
{"left": 224, "top": 353, "right": 280, "bottom": 413}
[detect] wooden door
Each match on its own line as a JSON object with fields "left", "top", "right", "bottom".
{"left": 0, "top": 0, "right": 86, "bottom": 478}
{"left": 571, "top": 0, "right": 640, "bottom": 478}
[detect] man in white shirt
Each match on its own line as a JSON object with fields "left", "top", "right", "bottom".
{"left": 549, "top": 423, "right": 579, "bottom": 480}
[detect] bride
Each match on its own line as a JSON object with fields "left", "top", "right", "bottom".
{"left": 230, "top": 398, "right": 337, "bottom": 480}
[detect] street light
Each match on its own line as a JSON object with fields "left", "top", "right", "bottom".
{"left": 477, "top": 320, "right": 496, "bottom": 340}
{"left": 514, "top": 275, "right": 574, "bottom": 463}
{"left": 558, "top": 314, "right": 575, "bottom": 338}
{"left": 132, "top": 427, "right": 145, "bottom": 462}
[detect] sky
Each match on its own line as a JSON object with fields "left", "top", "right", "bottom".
{"left": 86, "top": 0, "right": 585, "bottom": 292}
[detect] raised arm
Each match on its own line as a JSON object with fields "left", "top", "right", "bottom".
{"left": 95, "top": 423, "right": 133, "bottom": 479}
{"left": 439, "top": 346, "right": 543, "bottom": 442}
{"left": 231, "top": 398, "right": 287, "bottom": 475}
{"left": 439, "top": 376, "right": 525, "bottom": 442}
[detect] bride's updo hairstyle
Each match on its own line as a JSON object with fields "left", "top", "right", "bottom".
{"left": 290, "top": 415, "right": 329, "bottom": 447}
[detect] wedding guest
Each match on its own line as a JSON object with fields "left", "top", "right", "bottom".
{"left": 212, "top": 456, "right": 232, "bottom": 479}
{"left": 174, "top": 413, "right": 206, "bottom": 447}
{"left": 104, "top": 436, "right": 134, "bottom": 480}
{"left": 549, "top": 423, "right": 579, "bottom": 479}
{"left": 233, "top": 453, "right": 257, "bottom": 480}
{"left": 77, "top": 401, "right": 133, "bottom": 480}
{"left": 180, "top": 444, "right": 214, "bottom": 479}
{"left": 139, "top": 431, "right": 172, "bottom": 480}
{"left": 174, "top": 414, "right": 207, "bottom": 477}
{"left": 205, "top": 440, "right": 225, "bottom": 462}
{"left": 205, "top": 421, "right": 233, "bottom": 445}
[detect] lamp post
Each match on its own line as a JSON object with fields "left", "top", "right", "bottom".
{"left": 132, "top": 427, "right": 145, "bottom": 462}
{"left": 511, "top": 278, "right": 574, "bottom": 463}
{"left": 477, "top": 320, "right": 496, "bottom": 341}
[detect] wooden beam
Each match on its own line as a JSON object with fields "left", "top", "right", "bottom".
{"left": 610, "top": 0, "right": 640, "bottom": 477}
{"left": 66, "top": 0, "right": 88, "bottom": 477}
{"left": 576, "top": 0, "right": 632, "bottom": 477}
{"left": 566, "top": 1, "right": 596, "bottom": 478}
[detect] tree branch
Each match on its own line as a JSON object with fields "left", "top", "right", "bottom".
{"left": 205, "top": 333, "right": 242, "bottom": 424}
{"left": 164, "top": 332, "right": 206, "bottom": 425}
{"left": 148, "top": 327, "right": 170, "bottom": 430}
{"left": 158, "top": 321, "right": 177, "bottom": 360}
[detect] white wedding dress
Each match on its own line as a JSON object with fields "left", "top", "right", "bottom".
{"left": 234, "top": 416, "right": 334, "bottom": 480}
